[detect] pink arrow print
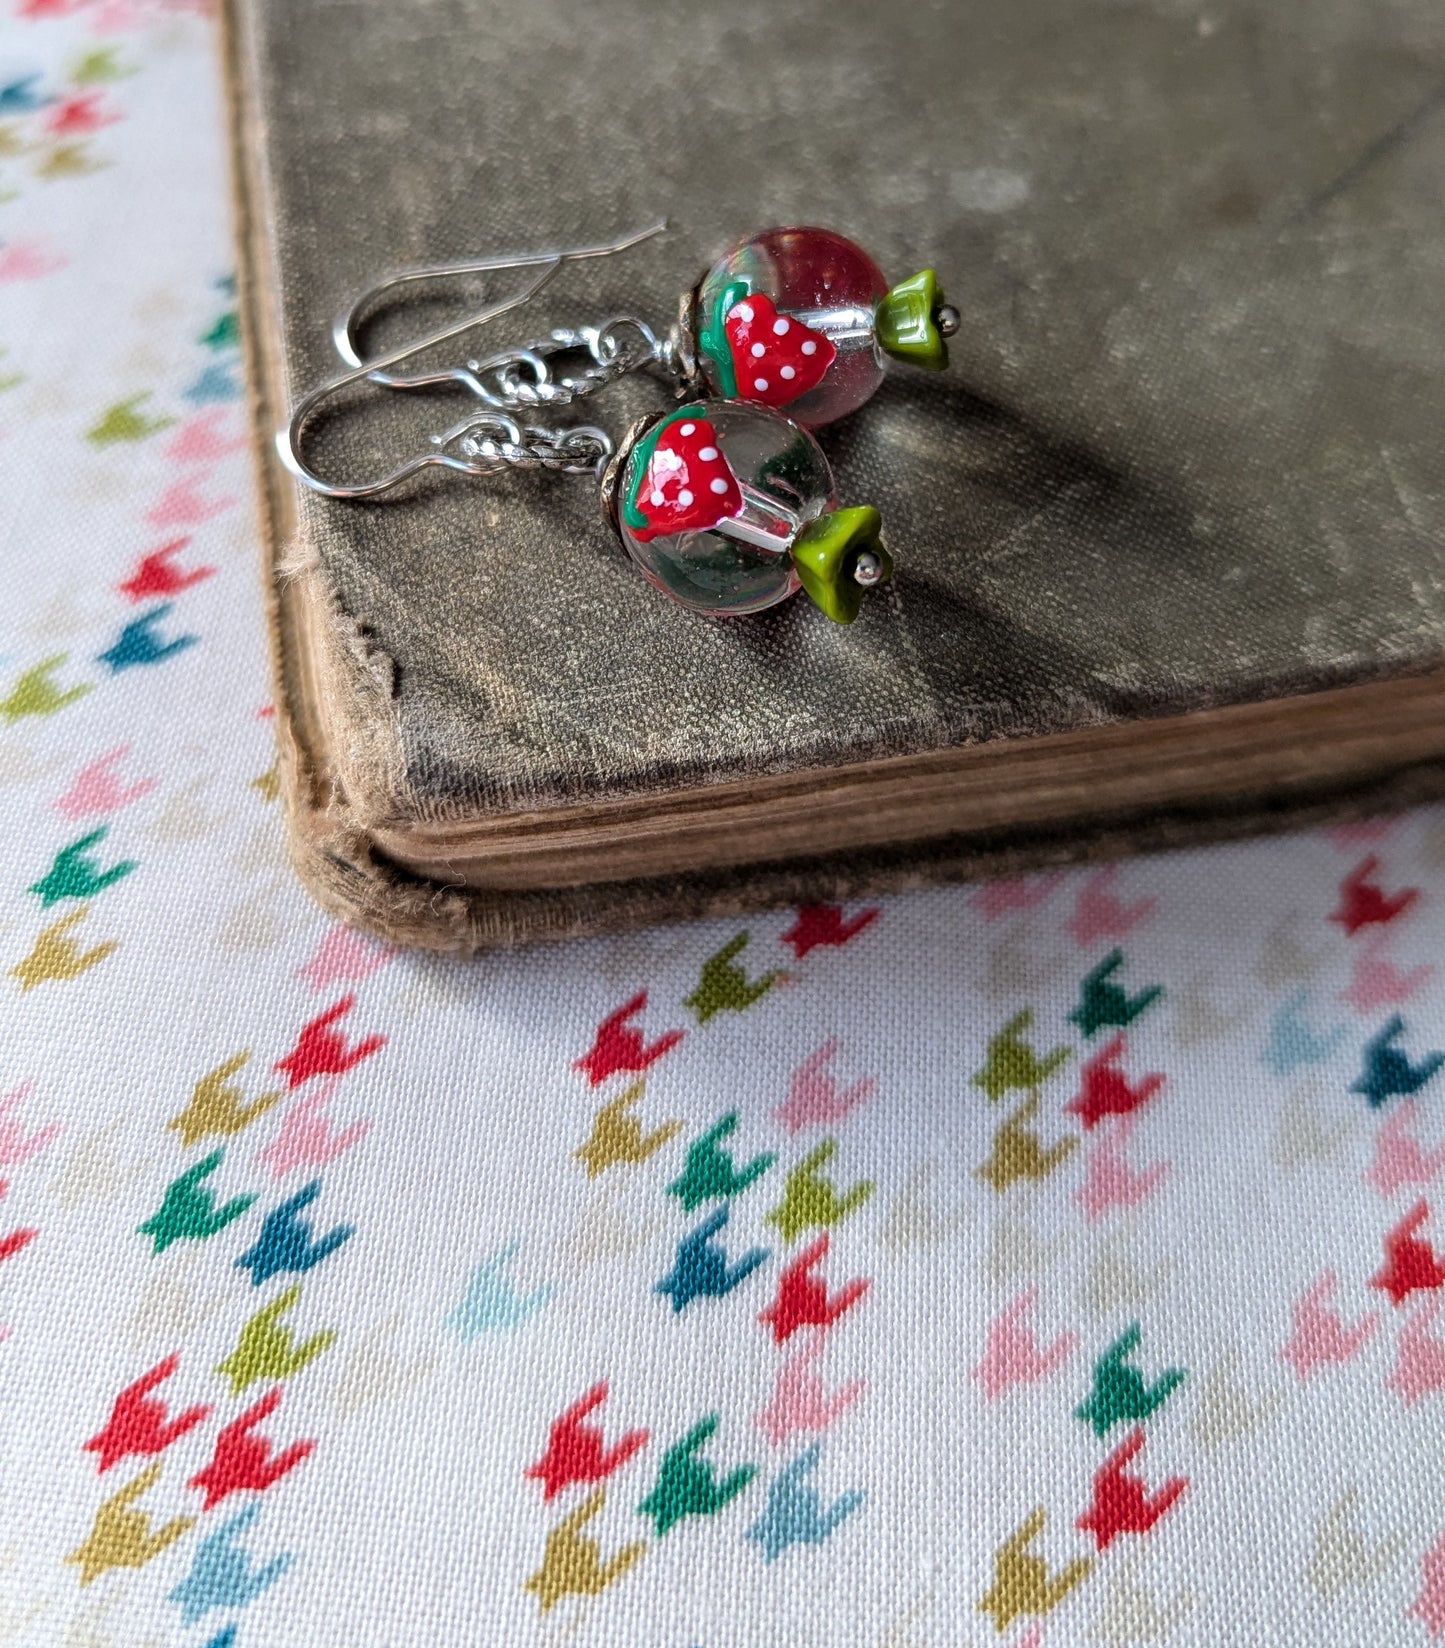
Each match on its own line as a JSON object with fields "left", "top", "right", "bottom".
{"left": 0, "top": 240, "right": 65, "bottom": 283}
{"left": 1075, "top": 1115, "right": 1171, "bottom": 1222}
{"left": 54, "top": 745, "right": 158, "bottom": 820}
{"left": 1410, "top": 1531, "right": 1445, "bottom": 1638}
{"left": 1066, "top": 866, "right": 1158, "bottom": 947}
{"left": 1365, "top": 1101, "right": 1445, "bottom": 1199}
{"left": 1387, "top": 1296, "right": 1445, "bottom": 1409}
{"left": 773, "top": 1039, "right": 877, "bottom": 1133}
{"left": 295, "top": 924, "right": 398, "bottom": 993}
{"left": 1279, "top": 1268, "right": 1379, "bottom": 1382}
{"left": 970, "top": 874, "right": 1063, "bottom": 923}
{"left": 257, "top": 1078, "right": 371, "bottom": 1181}
{"left": 755, "top": 1336, "right": 866, "bottom": 1446}
{"left": 1341, "top": 936, "right": 1434, "bottom": 1014}
{"left": 973, "top": 1287, "right": 1077, "bottom": 1400}
{"left": 0, "top": 1081, "right": 62, "bottom": 1168}
{"left": 162, "top": 409, "right": 249, "bottom": 465}
{"left": 143, "top": 475, "right": 237, "bottom": 528}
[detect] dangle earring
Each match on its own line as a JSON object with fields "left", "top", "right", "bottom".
{"left": 279, "top": 223, "right": 928, "bottom": 622}
{"left": 281, "top": 387, "right": 889, "bottom": 624}
{"left": 327, "top": 222, "right": 958, "bottom": 425}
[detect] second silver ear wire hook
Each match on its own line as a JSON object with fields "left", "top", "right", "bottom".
{"left": 278, "top": 220, "right": 671, "bottom": 499}
{"left": 330, "top": 220, "right": 671, "bottom": 398}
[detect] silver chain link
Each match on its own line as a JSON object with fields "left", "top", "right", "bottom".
{"left": 463, "top": 317, "right": 666, "bottom": 411}
{"left": 433, "top": 411, "right": 613, "bottom": 475}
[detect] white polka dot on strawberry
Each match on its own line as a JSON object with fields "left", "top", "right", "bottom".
{"left": 723, "top": 292, "right": 836, "bottom": 409}
{"left": 629, "top": 412, "right": 745, "bottom": 543}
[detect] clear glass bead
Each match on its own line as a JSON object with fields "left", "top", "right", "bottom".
{"left": 616, "top": 400, "right": 836, "bottom": 616}
{"left": 695, "top": 227, "right": 889, "bottom": 426}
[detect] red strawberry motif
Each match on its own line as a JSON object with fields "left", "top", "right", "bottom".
{"left": 629, "top": 412, "right": 742, "bottom": 543}
{"left": 724, "top": 293, "right": 835, "bottom": 409}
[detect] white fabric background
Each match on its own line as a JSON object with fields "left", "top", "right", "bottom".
{"left": 2, "top": 6, "right": 1445, "bottom": 1645}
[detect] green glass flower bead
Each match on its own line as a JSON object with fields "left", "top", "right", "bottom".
{"left": 791, "top": 507, "right": 892, "bottom": 624}
{"left": 875, "top": 268, "right": 951, "bottom": 370}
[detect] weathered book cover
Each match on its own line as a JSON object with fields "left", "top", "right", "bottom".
{"left": 225, "top": 0, "right": 1445, "bottom": 950}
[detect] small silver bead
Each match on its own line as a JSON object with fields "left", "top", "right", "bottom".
{"left": 936, "top": 304, "right": 961, "bottom": 338}
{"left": 852, "top": 550, "right": 884, "bottom": 587}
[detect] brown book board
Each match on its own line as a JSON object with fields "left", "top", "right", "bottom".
{"left": 223, "top": 0, "right": 1445, "bottom": 951}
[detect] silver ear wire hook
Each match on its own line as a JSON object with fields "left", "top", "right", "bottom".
{"left": 331, "top": 219, "right": 669, "bottom": 385}
{"left": 279, "top": 224, "right": 666, "bottom": 498}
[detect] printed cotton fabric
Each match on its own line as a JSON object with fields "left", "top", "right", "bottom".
{"left": 4, "top": 6, "right": 1445, "bottom": 1645}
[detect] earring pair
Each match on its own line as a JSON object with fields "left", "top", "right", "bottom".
{"left": 282, "top": 223, "right": 958, "bottom": 624}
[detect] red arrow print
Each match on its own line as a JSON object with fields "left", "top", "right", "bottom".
{"left": 1330, "top": 855, "right": 1420, "bottom": 937}
{"left": 188, "top": 1386, "right": 315, "bottom": 1509}
{"left": 1076, "top": 1428, "right": 1186, "bottom": 1549}
{"left": 0, "top": 1227, "right": 37, "bottom": 1264}
{"left": 117, "top": 537, "right": 216, "bottom": 603}
{"left": 758, "top": 1232, "right": 869, "bottom": 1344}
{"left": 83, "top": 1352, "right": 212, "bottom": 1472}
{"left": 1065, "top": 1034, "right": 1166, "bottom": 1129}
{"left": 525, "top": 1381, "right": 649, "bottom": 1499}
{"left": 779, "top": 904, "right": 881, "bottom": 960}
{"left": 572, "top": 991, "right": 684, "bottom": 1087}
{"left": 273, "top": 994, "right": 387, "bottom": 1089}
{"left": 1372, "top": 1199, "right": 1445, "bottom": 1307}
